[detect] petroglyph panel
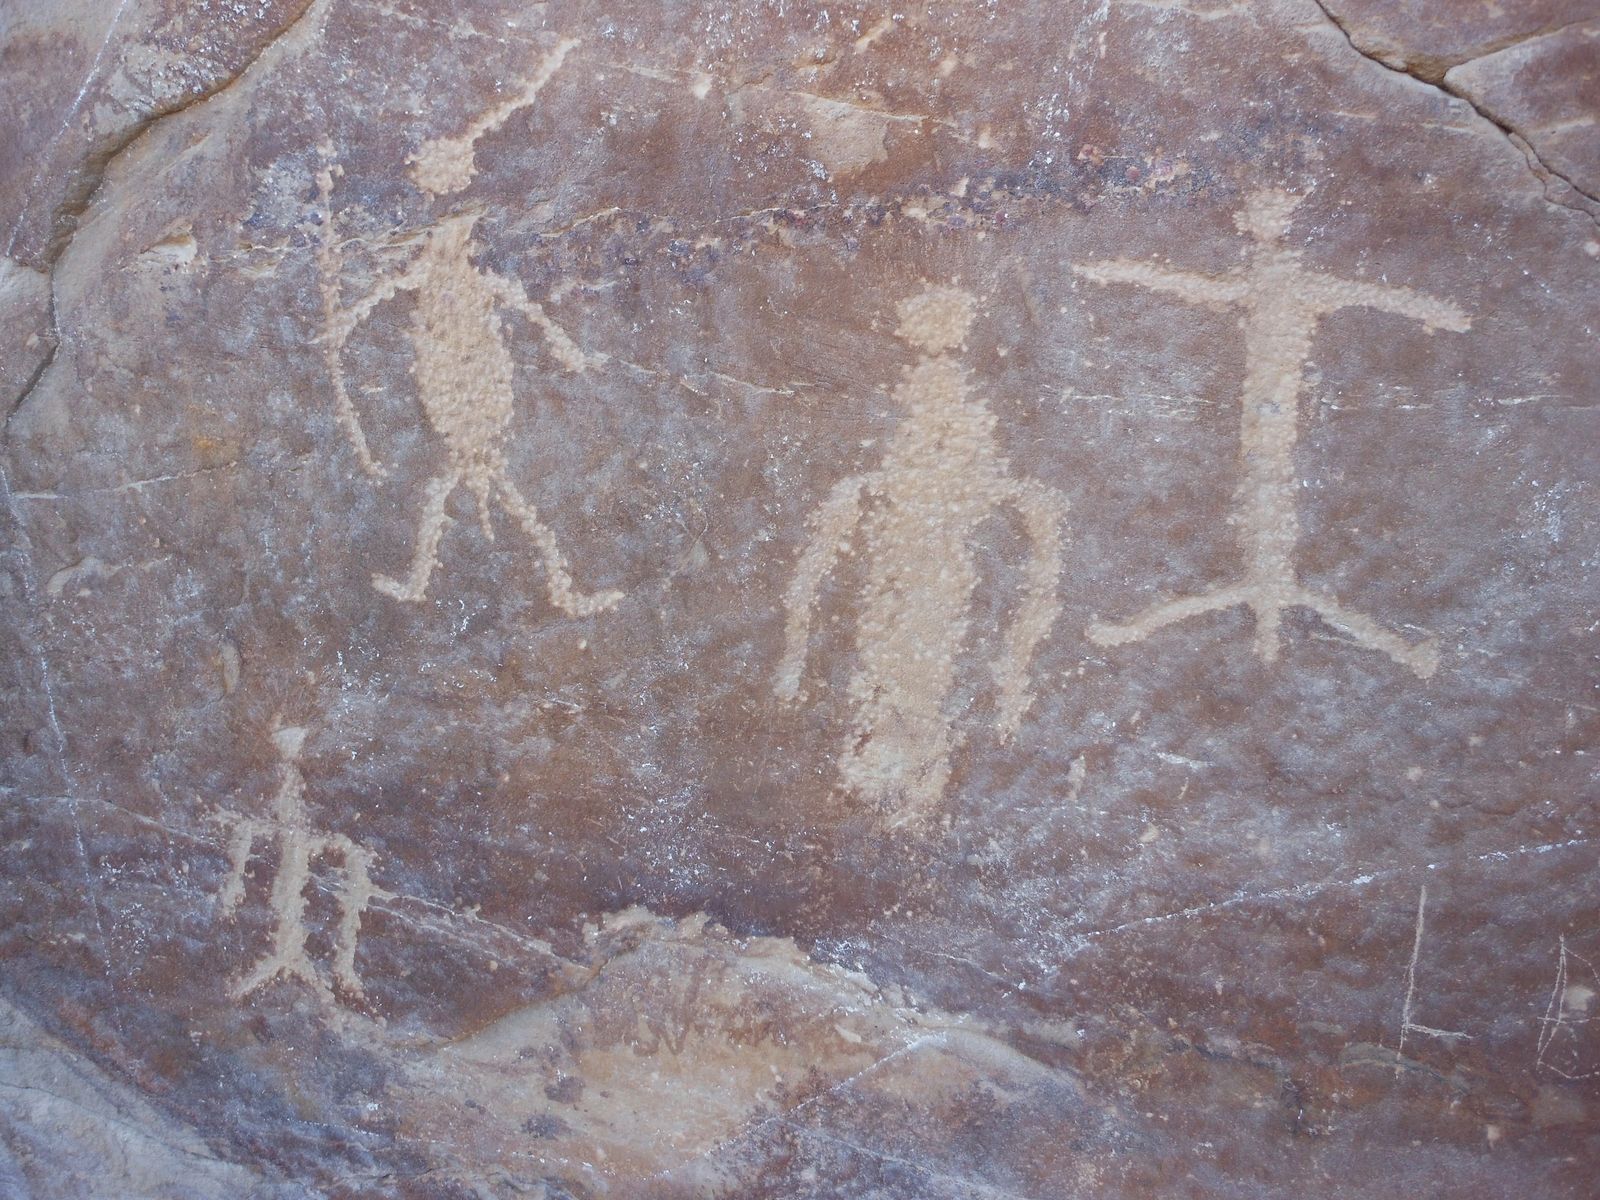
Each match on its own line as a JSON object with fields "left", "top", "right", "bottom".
{"left": 2, "top": 0, "right": 1597, "bottom": 1196}
{"left": 378, "top": 909, "right": 1116, "bottom": 1193}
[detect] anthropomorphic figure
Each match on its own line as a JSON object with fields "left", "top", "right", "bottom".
{"left": 320, "top": 202, "right": 621, "bottom": 615}
{"left": 217, "top": 726, "right": 387, "bottom": 1001}
{"left": 777, "top": 285, "right": 1068, "bottom": 824}
{"left": 312, "top": 32, "right": 620, "bottom": 615}
{"left": 1074, "top": 189, "right": 1469, "bottom": 677}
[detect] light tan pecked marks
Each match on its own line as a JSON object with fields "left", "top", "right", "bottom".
{"left": 407, "top": 37, "right": 579, "bottom": 197}
{"left": 216, "top": 725, "right": 389, "bottom": 1003}
{"left": 314, "top": 160, "right": 621, "bottom": 616}
{"left": 894, "top": 285, "right": 975, "bottom": 353}
{"left": 1075, "top": 189, "right": 1470, "bottom": 677}
{"left": 777, "top": 285, "right": 1069, "bottom": 825}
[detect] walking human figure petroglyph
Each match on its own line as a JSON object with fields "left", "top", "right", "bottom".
{"left": 216, "top": 725, "right": 388, "bottom": 1002}
{"left": 1074, "top": 189, "right": 1470, "bottom": 677}
{"left": 317, "top": 199, "right": 621, "bottom": 614}
{"left": 311, "top": 33, "right": 621, "bottom": 615}
{"left": 776, "top": 285, "right": 1068, "bottom": 824}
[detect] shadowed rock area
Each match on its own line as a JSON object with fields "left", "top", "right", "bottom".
{"left": 2, "top": 0, "right": 1597, "bottom": 1196}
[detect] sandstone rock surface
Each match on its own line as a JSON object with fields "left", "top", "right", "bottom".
{"left": 2, "top": 1, "right": 1598, "bottom": 1196}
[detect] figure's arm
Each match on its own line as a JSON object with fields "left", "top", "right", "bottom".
{"left": 485, "top": 271, "right": 594, "bottom": 373}
{"left": 324, "top": 260, "right": 427, "bottom": 346}
{"left": 1072, "top": 260, "right": 1246, "bottom": 310}
{"left": 993, "top": 478, "right": 1068, "bottom": 740}
{"left": 774, "top": 475, "right": 869, "bottom": 702}
{"left": 1307, "top": 275, "right": 1470, "bottom": 333}
{"left": 215, "top": 817, "right": 258, "bottom": 916}
{"left": 316, "top": 259, "right": 425, "bottom": 478}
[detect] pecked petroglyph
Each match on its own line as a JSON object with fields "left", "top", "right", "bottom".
{"left": 777, "top": 285, "right": 1068, "bottom": 824}
{"left": 216, "top": 725, "right": 388, "bottom": 1002}
{"left": 407, "top": 37, "right": 579, "bottom": 197}
{"left": 313, "top": 146, "right": 384, "bottom": 480}
{"left": 1075, "top": 189, "right": 1470, "bottom": 677}
{"left": 313, "top": 147, "right": 622, "bottom": 615}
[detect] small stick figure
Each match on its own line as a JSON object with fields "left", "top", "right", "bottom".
{"left": 217, "top": 726, "right": 388, "bottom": 1002}
{"left": 318, "top": 193, "right": 622, "bottom": 616}
{"left": 1537, "top": 935, "right": 1600, "bottom": 1081}
{"left": 1074, "top": 189, "right": 1469, "bottom": 677}
{"left": 777, "top": 285, "right": 1069, "bottom": 824}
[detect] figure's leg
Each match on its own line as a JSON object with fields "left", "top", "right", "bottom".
{"left": 1294, "top": 588, "right": 1440, "bottom": 678}
{"left": 775, "top": 475, "right": 867, "bottom": 702}
{"left": 373, "top": 470, "right": 462, "bottom": 602}
{"left": 494, "top": 476, "right": 623, "bottom": 616}
{"left": 320, "top": 834, "right": 387, "bottom": 998}
{"left": 837, "top": 679, "right": 893, "bottom": 809}
{"left": 839, "top": 684, "right": 955, "bottom": 828}
{"left": 1087, "top": 582, "right": 1251, "bottom": 648}
{"left": 994, "top": 479, "right": 1068, "bottom": 739}
{"left": 230, "top": 827, "right": 328, "bottom": 1000}
{"left": 328, "top": 365, "right": 385, "bottom": 480}
{"left": 466, "top": 472, "right": 496, "bottom": 540}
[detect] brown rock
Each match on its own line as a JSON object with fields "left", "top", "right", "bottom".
{"left": 1445, "top": 20, "right": 1600, "bottom": 202}
{"left": 2, "top": 0, "right": 1598, "bottom": 1196}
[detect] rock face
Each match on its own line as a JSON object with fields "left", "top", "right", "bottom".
{"left": 2, "top": 0, "right": 1597, "bottom": 1196}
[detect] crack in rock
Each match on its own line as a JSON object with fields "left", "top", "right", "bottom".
{"left": 1309, "top": 0, "right": 1600, "bottom": 228}
{"left": 3, "top": 0, "right": 323, "bottom": 429}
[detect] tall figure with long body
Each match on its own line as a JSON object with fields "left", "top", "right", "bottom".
{"left": 777, "top": 286, "right": 1068, "bottom": 825}
{"left": 1075, "top": 189, "right": 1470, "bottom": 677}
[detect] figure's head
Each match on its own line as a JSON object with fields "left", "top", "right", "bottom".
{"left": 895, "top": 284, "right": 976, "bottom": 354}
{"left": 271, "top": 724, "right": 308, "bottom": 762}
{"left": 1233, "top": 189, "right": 1303, "bottom": 242}
{"left": 409, "top": 132, "right": 477, "bottom": 198}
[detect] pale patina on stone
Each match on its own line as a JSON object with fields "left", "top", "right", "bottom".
{"left": 1, "top": 0, "right": 1598, "bottom": 1196}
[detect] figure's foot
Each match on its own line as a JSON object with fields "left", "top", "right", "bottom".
{"left": 1295, "top": 589, "right": 1440, "bottom": 678}
{"left": 490, "top": 477, "right": 621, "bottom": 618}
{"left": 372, "top": 572, "right": 427, "bottom": 602}
{"left": 1088, "top": 579, "right": 1439, "bottom": 677}
{"left": 549, "top": 585, "right": 624, "bottom": 618}
{"left": 230, "top": 955, "right": 332, "bottom": 1003}
{"left": 372, "top": 474, "right": 459, "bottom": 603}
{"left": 1087, "top": 583, "right": 1250, "bottom": 648}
